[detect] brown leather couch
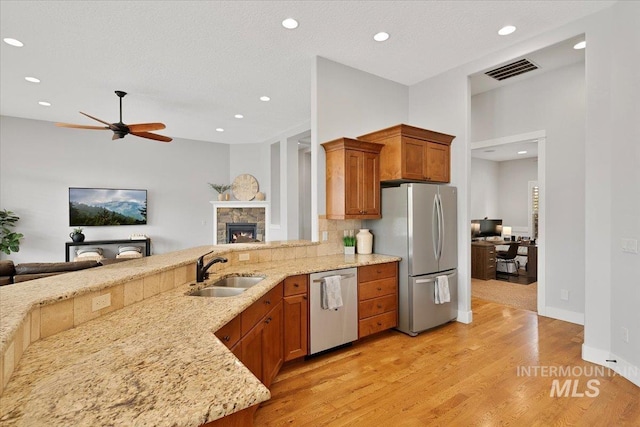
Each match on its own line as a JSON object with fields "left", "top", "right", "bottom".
{"left": 0, "top": 259, "right": 103, "bottom": 285}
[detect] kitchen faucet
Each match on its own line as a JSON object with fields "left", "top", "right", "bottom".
{"left": 196, "top": 252, "right": 228, "bottom": 282}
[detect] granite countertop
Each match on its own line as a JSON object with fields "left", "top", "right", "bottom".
{"left": 0, "top": 253, "right": 399, "bottom": 426}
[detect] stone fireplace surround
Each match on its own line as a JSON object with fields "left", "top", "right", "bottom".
{"left": 211, "top": 201, "right": 270, "bottom": 245}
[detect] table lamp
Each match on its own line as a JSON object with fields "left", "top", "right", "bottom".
{"left": 503, "top": 226, "right": 512, "bottom": 241}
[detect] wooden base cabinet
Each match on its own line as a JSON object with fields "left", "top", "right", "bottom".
{"left": 357, "top": 124, "right": 455, "bottom": 183}
{"left": 471, "top": 242, "right": 496, "bottom": 280}
{"left": 322, "top": 138, "right": 384, "bottom": 220}
{"left": 283, "top": 275, "right": 309, "bottom": 361}
{"left": 357, "top": 262, "right": 399, "bottom": 338}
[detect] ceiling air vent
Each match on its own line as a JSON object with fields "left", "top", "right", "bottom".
{"left": 485, "top": 59, "right": 538, "bottom": 81}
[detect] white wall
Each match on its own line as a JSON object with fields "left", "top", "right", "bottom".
{"left": 0, "top": 116, "right": 229, "bottom": 262}
{"left": 405, "top": 1, "right": 639, "bottom": 383}
{"left": 498, "top": 158, "right": 538, "bottom": 229}
{"left": 228, "top": 143, "right": 270, "bottom": 199}
{"left": 607, "top": 1, "right": 640, "bottom": 382}
{"left": 471, "top": 61, "right": 586, "bottom": 317}
{"left": 470, "top": 158, "right": 499, "bottom": 220}
{"left": 312, "top": 56, "right": 408, "bottom": 240}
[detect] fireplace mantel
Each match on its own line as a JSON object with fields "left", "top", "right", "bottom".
{"left": 210, "top": 201, "right": 270, "bottom": 245}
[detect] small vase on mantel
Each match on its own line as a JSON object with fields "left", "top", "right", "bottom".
{"left": 356, "top": 229, "right": 373, "bottom": 254}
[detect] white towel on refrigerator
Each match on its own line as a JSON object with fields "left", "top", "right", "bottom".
{"left": 435, "top": 275, "right": 450, "bottom": 304}
{"left": 321, "top": 275, "right": 343, "bottom": 310}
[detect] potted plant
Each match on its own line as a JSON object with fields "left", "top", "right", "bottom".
{"left": 343, "top": 230, "right": 356, "bottom": 255}
{"left": 209, "top": 183, "right": 232, "bottom": 201}
{"left": 0, "top": 209, "right": 24, "bottom": 255}
{"left": 70, "top": 227, "right": 85, "bottom": 242}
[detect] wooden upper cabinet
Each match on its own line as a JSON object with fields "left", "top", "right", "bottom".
{"left": 322, "top": 138, "right": 383, "bottom": 220}
{"left": 358, "top": 124, "right": 454, "bottom": 183}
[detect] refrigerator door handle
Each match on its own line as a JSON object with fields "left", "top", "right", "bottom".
{"left": 432, "top": 193, "right": 439, "bottom": 260}
{"left": 437, "top": 193, "right": 444, "bottom": 260}
{"left": 415, "top": 278, "right": 436, "bottom": 284}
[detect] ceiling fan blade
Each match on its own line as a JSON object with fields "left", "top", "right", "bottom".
{"left": 79, "top": 111, "right": 112, "bottom": 127}
{"left": 127, "top": 123, "right": 166, "bottom": 132}
{"left": 130, "top": 131, "right": 172, "bottom": 143}
{"left": 55, "top": 123, "right": 109, "bottom": 130}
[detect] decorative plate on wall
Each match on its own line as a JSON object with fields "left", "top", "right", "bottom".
{"left": 231, "top": 174, "right": 259, "bottom": 201}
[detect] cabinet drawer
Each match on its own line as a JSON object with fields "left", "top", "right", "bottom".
{"left": 358, "top": 311, "right": 397, "bottom": 338}
{"left": 358, "top": 277, "right": 397, "bottom": 301}
{"left": 359, "top": 294, "right": 397, "bottom": 319}
{"left": 358, "top": 262, "right": 397, "bottom": 283}
{"left": 284, "top": 274, "right": 308, "bottom": 297}
{"left": 214, "top": 316, "right": 241, "bottom": 349}
{"left": 242, "top": 282, "right": 283, "bottom": 336}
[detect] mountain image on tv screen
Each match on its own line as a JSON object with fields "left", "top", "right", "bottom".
{"left": 69, "top": 188, "right": 147, "bottom": 226}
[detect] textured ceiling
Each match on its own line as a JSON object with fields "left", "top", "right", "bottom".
{"left": 0, "top": 1, "right": 614, "bottom": 144}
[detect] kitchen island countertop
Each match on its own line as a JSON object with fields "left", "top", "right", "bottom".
{"left": 0, "top": 252, "right": 399, "bottom": 426}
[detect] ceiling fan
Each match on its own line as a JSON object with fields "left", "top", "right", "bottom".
{"left": 55, "top": 91, "right": 172, "bottom": 142}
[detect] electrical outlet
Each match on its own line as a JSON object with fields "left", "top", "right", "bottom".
{"left": 92, "top": 294, "right": 111, "bottom": 312}
{"left": 621, "top": 238, "right": 638, "bottom": 254}
{"left": 322, "top": 231, "right": 328, "bottom": 241}
{"left": 622, "top": 327, "right": 629, "bottom": 343}
{"left": 239, "top": 253, "right": 250, "bottom": 261}
{"left": 560, "top": 289, "right": 569, "bottom": 301}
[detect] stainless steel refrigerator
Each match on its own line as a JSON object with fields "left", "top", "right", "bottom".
{"left": 366, "top": 183, "right": 458, "bottom": 336}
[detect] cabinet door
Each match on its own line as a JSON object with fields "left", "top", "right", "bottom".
{"left": 283, "top": 294, "right": 308, "bottom": 361}
{"left": 240, "top": 321, "right": 264, "bottom": 383}
{"left": 262, "top": 301, "right": 283, "bottom": 388}
{"left": 344, "top": 150, "right": 364, "bottom": 216}
{"left": 402, "top": 137, "right": 427, "bottom": 180}
{"left": 425, "top": 142, "right": 450, "bottom": 182}
{"left": 361, "top": 151, "right": 380, "bottom": 216}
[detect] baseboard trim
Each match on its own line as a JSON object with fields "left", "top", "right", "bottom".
{"left": 582, "top": 345, "right": 640, "bottom": 388}
{"left": 541, "top": 306, "right": 584, "bottom": 325}
{"left": 457, "top": 310, "right": 473, "bottom": 324}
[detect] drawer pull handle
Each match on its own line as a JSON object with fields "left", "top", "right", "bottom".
{"left": 294, "top": 283, "right": 299, "bottom": 287}
{"left": 265, "top": 317, "right": 272, "bottom": 324}
{"left": 377, "top": 304, "right": 382, "bottom": 309}
{"left": 223, "top": 335, "right": 230, "bottom": 341}
{"left": 377, "top": 287, "right": 382, "bottom": 291}
{"left": 377, "top": 322, "right": 382, "bottom": 326}
{"left": 265, "top": 300, "right": 271, "bottom": 305}
{"left": 303, "top": 295, "right": 308, "bottom": 300}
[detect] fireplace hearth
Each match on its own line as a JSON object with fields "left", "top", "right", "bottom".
{"left": 226, "top": 223, "right": 258, "bottom": 243}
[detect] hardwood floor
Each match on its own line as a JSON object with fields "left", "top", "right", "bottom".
{"left": 254, "top": 299, "right": 639, "bottom": 426}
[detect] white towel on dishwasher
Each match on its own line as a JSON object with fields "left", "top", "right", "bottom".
{"left": 321, "top": 275, "right": 343, "bottom": 310}
{"left": 435, "top": 275, "right": 450, "bottom": 304}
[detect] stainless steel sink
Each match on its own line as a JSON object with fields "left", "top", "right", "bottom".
{"left": 189, "top": 275, "right": 265, "bottom": 298}
{"left": 191, "top": 287, "right": 246, "bottom": 297}
{"left": 210, "top": 275, "right": 265, "bottom": 288}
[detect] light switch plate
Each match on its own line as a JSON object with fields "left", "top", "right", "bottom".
{"left": 621, "top": 238, "right": 638, "bottom": 254}
{"left": 560, "top": 289, "right": 569, "bottom": 301}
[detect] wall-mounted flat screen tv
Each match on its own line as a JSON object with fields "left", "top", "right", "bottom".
{"left": 69, "top": 188, "right": 147, "bottom": 226}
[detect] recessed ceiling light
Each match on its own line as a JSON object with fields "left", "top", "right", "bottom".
{"left": 282, "top": 18, "right": 299, "bottom": 29}
{"left": 3, "top": 38, "right": 24, "bottom": 47}
{"left": 25, "top": 76, "right": 40, "bottom": 83}
{"left": 234, "top": 114, "right": 244, "bottom": 119}
{"left": 38, "top": 101, "right": 51, "bottom": 107}
{"left": 484, "top": 149, "right": 495, "bottom": 153}
{"left": 498, "top": 25, "right": 516, "bottom": 36}
{"left": 518, "top": 150, "right": 527, "bottom": 154}
{"left": 373, "top": 32, "right": 390, "bottom": 42}
{"left": 573, "top": 41, "right": 586, "bottom": 50}
{"left": 260, "top": 96, "right": 270, "bottom": 102}
{"left": 216, "top": 128, "right": 224, "bottom": 132}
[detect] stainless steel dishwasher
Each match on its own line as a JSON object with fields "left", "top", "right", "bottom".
{"left": 309, "top": 267, "right": 358, "bottom": 355}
